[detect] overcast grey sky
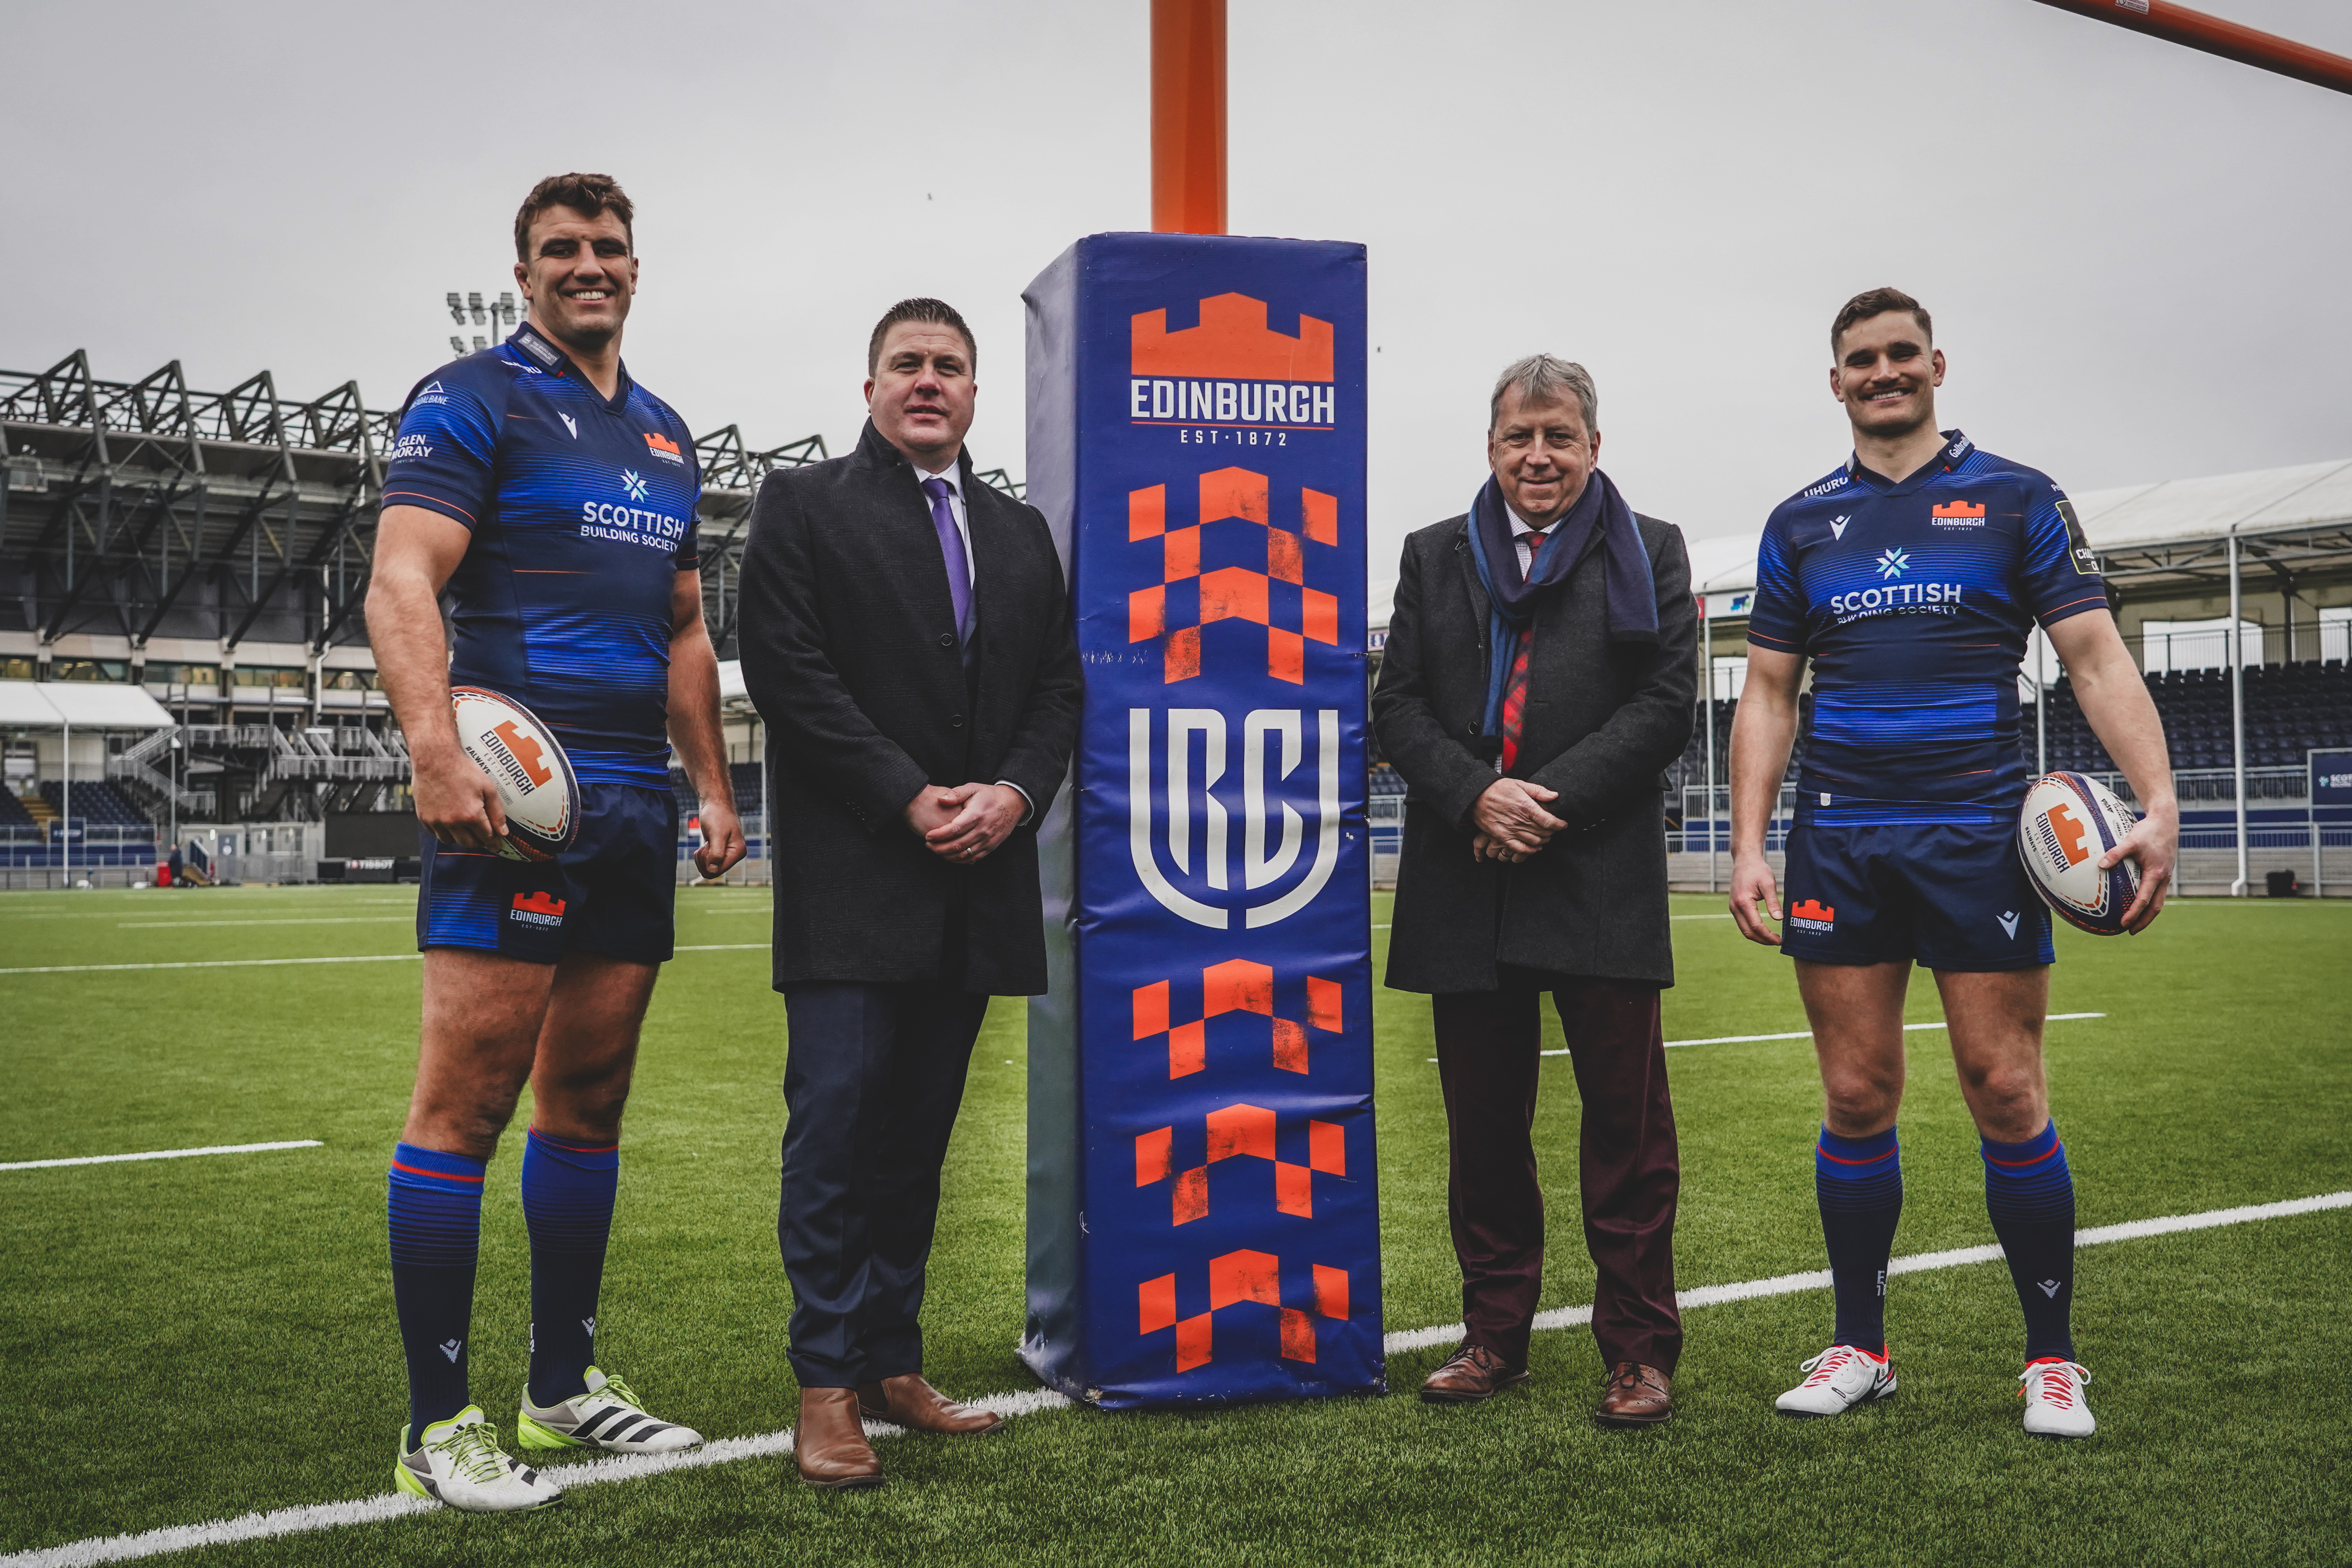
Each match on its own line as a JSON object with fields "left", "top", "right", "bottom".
{"left": 7, "top": 0, "right": 2349, "bottom": 578}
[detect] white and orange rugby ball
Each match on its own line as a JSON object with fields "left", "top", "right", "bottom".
{"left": 2017, "top": 771, "right": 2141, "bottom": 935}
{"left": 449, "top": 686, "right": 579, "bottom": 863}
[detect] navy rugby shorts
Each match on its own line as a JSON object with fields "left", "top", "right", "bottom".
{"left": 416, "top": 783, "right": 678, "bottom": 966}
{"left": 1779, "top": 817, "right": 2056, "bottom": 972}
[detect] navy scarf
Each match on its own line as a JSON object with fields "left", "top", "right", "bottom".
{"left": 1464, "top": 468, "right": 1657, "bottom": 741}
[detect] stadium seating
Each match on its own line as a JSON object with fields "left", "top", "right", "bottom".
{"left": 1661, "top": 663, "right": 2352, "bottom": 802}
{"left": 37, "top": 779, "right": 154, "bottom": 829}
{"left": 0, "top": 792, "right": 36, "bottom": 829}
{"left": 2025, "top": 661, "right": 2352, "bottom": 774}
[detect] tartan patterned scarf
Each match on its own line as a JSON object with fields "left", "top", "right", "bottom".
{"left": 1463, "top": 468, "right": 1658, "bottom": 745}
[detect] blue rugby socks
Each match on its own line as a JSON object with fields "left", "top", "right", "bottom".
{"left": 1983, "top": 1120, "right": 2077, "bottom": 1363}
{"left": 1815, "top": 1125, "right": 1903, "bottom": 1356}
{"left": 521, "top": 1126, "right": 620, "bottom": 1407}
{"left": 388, "top": 1143, "right": 486, "bottom": 1437}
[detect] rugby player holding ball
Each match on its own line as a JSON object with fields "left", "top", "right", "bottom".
{"left": 1727, "top": 288, "right": 2176, "bottom": 1438}
{"left": 367, "top": 174, "right": 743, "bottom": 1510}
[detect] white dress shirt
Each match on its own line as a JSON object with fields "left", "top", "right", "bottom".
{"left": 913, "top": 457, "right": 1034, "bottom": 825}
{"left": 1505, "top": 503, "right": 1554, "bottom": 575}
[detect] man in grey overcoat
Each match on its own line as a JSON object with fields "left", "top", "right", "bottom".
{"left": 1372, "top": 354, "right": 1697, "bottom": 1424}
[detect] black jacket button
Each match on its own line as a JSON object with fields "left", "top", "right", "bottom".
{"left": 939, "top": 633, "right": 956, "bottom": 648}
{"left": 1466, "top": 722, "right": 1479, "bottom": 737}
{"left": 950, "top": 715, "right": 965, "bottom": 728}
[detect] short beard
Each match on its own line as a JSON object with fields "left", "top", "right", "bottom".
{"left": 545, "top": 306, "right": 623, "bottom": 357}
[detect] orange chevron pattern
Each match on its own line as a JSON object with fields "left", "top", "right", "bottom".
{"left": 1137, "top": 1249, "right": 1352, "bottom": 1371}
{"left": 1134, "top": 1102, "right": 1349, "bottom": 1225}
{"left": 1127, "top": 468, "right": 1342, "bottom": 684}
{"left": 1132, "top": 959, "right": 1346, "bottom": 1079}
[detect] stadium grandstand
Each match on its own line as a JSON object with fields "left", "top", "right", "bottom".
{"left": 0, "top": 348, "right": 1023, "bottom": 886}
{"left": 1366, "top": 459, "right": 2352, "bottom": 896}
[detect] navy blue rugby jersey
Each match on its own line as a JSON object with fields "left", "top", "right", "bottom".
{"left": 1748, "top": 430, "right": 2108, "bottom": 823}
{"left": 381, "top": 321, "right": 700, "bottom": 788}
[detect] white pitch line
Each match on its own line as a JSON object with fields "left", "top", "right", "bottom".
{"left": 0, "top": 953, "right": 424, "bottom": 976}
{"left": 1, "top": 899, "right": 418, "bottom": 920}
{"left": 1383, "top": 1188, "right": 2350, "bottom": 1348}
{"left": 0, "top": 1141, "right": 322, "bottom": 1173}
{"left": 116, "top": 916, "right": 414, "bottom": 929}
{"left": 0, "top": 944, "right": 772, "bottom": 976}
{"left": 11, "top": 1189, "right": 2345, "bottom": 1568}
{"left": 1426, "top": 1013, "right": 2110, "bottom": 1062}
{"left": 1632, "top": 1011, "right": 2109, "bottom": 1053}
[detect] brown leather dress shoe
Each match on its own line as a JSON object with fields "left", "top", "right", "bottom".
{"left": 1594, "top": 1361, "right": 1674, "bottom": 1427}
{"left": 794, "top": 1387, "right": 886, "bottom": 1489}
{"left": 857, "top": 1373, "right": 1004, "bottom": 1435}
{"left": 1419, "top": 1344, "right": 1531, "bottom": 1404}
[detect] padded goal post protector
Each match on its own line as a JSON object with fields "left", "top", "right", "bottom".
{"left": 1022, "top": 233, "right": 1382, "bottom": 1409}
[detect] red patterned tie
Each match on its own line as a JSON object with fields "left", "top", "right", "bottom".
{"left": 1498, "top": 530, "right": 1546, "bottom": 772}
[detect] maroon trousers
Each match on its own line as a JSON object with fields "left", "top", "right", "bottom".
{"left": 1431, "top": 971, "right": 1682, "bottom": 1374}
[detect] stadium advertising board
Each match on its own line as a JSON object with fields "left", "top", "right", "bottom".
{"left": 1022, "top": 234, "right": 1380, "bottom": 1408}
{"left": 2313, "top": 749, "right": 2352, "bottom": 807}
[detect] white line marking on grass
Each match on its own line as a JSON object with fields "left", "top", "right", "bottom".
{"left": 1426, "top": 1013, "right": 2109, "bottom": 1062}
{"left": 115, "top": 917, "right": 413, "bottom": 929}
{"left": 2, "top": 899, "right": 418, "bottom": 920}
{"left": 0, "top": 945, "right": 770, "bottom": 976}
{"left": 0, "top": 1141, "right": 321, "bottom": 1173}
{"left": 0, "top": 954, "right": 424, "bottom": 976}
{"left": 1378, "top": 1187, "right": 2352, "bottom": 1353}
{"left": 14, "top": 1191, "right": 2344, "bottom": 1567}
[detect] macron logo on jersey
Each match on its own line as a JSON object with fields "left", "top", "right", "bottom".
{"left": 1830, "top": 515, "right": 1852, "bottom": 541}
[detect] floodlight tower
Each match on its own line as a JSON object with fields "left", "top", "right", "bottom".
{"left": 442, "top": 289, "right": 518, "bottom": 357}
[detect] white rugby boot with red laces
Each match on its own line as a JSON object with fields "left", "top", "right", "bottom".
{"left": 2019, "top": 1357, "right": 2096, "bottom": 1438}
{"left": 1774, "top": 1344, "right": 1897, "bottom": 1417}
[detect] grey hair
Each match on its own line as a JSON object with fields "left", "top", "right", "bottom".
{"left": 1488, "top": 354, "right": 1598, "bottom": 434}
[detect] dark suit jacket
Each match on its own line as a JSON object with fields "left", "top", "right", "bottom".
{"left": 736, "top": 421, "right": 1082, "bottom": 994}
{"left": 1372, "top": 508, "right": 1696, "bottom": 993}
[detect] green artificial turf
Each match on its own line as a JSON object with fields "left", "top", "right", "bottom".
{"left": 2, "top": 885, "right": 2347, "bottom": 1566}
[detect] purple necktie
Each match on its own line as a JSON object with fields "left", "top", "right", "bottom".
{"left": 921, "top": 475, "right": 973, "bottom": 639}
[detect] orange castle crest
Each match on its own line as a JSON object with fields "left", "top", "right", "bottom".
{"left": 1132, "top": 293, "right": 1335, "bottom": 382}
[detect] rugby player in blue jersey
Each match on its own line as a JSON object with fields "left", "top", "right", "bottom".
{"left": 364, "top": 173, "right": 745, "bottom": 1511}
{"left": 1727, "top": 288, "right": 2176, "bottom": 1439}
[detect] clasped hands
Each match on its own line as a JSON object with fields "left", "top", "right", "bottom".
{"left": 1471, "top": 777, "right": 1566, "bottom": 864}
{"left": 905, "top": 782, "right": 1024, "bottom": 864}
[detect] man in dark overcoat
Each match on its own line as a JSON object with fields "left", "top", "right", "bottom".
{"left": 735, "top": 297, "right": 1081, "bottom": 1488}
{"left": 1372, "top": 354, "right": 1697, "bottom": 1424}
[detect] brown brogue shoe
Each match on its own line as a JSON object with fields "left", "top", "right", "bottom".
{"left": 1594, "top": 1361, "right": 1674, "bottom": 1427}
{"left": 856, "top": 1373, "right": 1004, "bottom": 1435}
{"left": 1419, "top": 1344, "right": 1531, "bottom": 1404}
{"left": 794, "top": 1387, "right": 886, "bottom": 1489}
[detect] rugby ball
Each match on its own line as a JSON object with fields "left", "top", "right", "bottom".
{"left": 2017, "top": 771, "right": 2141, "bottom": 936}
{"left": 449, "top": 686, "right": 579, "bottom": 863}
